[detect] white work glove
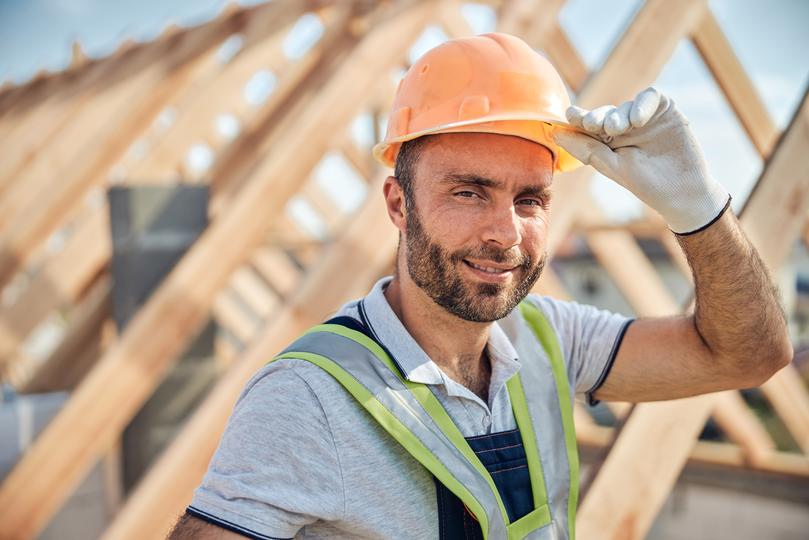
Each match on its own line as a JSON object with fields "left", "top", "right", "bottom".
{"left": 553, "top": 87, "right": 731, "bottom": 235}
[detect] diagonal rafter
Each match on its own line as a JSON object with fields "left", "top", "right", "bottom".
{"left": 0, "top": 15, "right": 241, "bottom": 289}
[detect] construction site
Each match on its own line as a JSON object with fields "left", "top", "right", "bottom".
{"left": 0, "top": 0, "right": 808, "bottom": 538}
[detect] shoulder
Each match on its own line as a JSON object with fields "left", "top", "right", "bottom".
{"left": 240, "top": 357, "right": 355, "bottom": 416}
{"left": 522, "top": 294, "right": 630, "bottom": 336}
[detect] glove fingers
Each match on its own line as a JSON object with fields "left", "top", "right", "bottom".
{"left": 604, "top": 100, "right": 632, "bottom": 137}
{"left": 553, "top": 130, "right": 620, "bottom": 178}
{"left": 630, "top": 87, "right": 661, "bottom": 128}
{"left": 565, "top": 105, "right": 588, "bottom": 128}
{"left": 582, "top": 105, "right": 615, "bottom": 133}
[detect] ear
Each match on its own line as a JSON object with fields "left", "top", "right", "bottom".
{"left": 383, "top": 175, "right": 407, "bottom": 233}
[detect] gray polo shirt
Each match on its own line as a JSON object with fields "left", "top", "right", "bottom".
{"left": 189, "top": 276, "right": 632, "bottom": 539}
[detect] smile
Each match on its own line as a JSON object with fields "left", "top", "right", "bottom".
{"left": 463, "top": 260, "right": 518, "bottom": 276}
{"left": 464, "top": 261, "right": 511, "bottom": 274}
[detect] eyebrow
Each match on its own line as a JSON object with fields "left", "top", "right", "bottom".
{"left": 439, "top": 172, "right": 552, "bottom": 198}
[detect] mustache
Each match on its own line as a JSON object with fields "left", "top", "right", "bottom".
{"left": 449, "top": 245, "right": 533, "bottom": 269}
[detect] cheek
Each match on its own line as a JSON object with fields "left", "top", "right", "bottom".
{"left": 520, "top": 214, "right": 550, "bottom": 250}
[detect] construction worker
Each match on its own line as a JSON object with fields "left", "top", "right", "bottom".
{"left": 168, "top": 33, "right": 790, "bottom": 540}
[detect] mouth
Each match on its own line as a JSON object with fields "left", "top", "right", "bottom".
{"left": 462, "top": 259, "right": 519, "bottom": 282}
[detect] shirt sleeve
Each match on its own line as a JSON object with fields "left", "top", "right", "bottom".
{"left": 526, "top": 295, "right": 634, "bottom": 405}
{"left": 189, "top": 360, "right": 345, "bottom": 539}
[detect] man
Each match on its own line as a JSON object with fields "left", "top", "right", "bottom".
{"left": 169, "top": 33, "right": 790, "bottom": 539}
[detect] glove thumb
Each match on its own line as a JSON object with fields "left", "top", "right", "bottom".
{"left": 553, "top": 130, "right": 619, "bottom": 178}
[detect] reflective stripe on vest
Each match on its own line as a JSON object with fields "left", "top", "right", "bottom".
{"left": 270, "top": 300, "right": 578, "bottom": 540}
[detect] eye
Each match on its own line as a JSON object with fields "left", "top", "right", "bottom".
{"left": 455, "top": 190, "right": 480, "bottom": 199}
{"left": 517, "top": 198, "right": 545, "bottom": 207}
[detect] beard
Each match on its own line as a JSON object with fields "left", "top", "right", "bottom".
{"left": 404, "top": 207, "right": 546, "bottom": 323}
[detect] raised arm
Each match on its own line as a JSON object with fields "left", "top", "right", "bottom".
{"left": 553, "top": 87, "right": 791, "bottom": 402}
{"left": 594, "top": 207, "right": 790, "bottom": 401}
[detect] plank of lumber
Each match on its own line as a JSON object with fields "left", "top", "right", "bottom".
{"left": 0, "top": 4, "right": 345, "bottom": 369}
{"left": 576, "top": 420, "right": 809, "bottom": 478}
{"left": 212, "top": 291, "right": 260, "bottom": 345}
{"left": 760, "top": 363, "right": 809, "bottom": 455}
{"left": 691, "top": 9, "right": 779, "bottom": 157}
{"left": 122, "top": 2, "right": 323, "bottom": 179}
{"left": 0, "top": 63, "right": 113, "bottom": 192}
{"left": 576, "top": 85, "right": 809, "bottom": 540}
{"left": 205, "top": 7, "right": 357, "bottom": 203}
{"left": 0, "top": 4, "right": 433, "bottom": 537}
{"left": 497, "top": 0, "right": 565, "bottom": 40}
{"left": 0, "top": 42, "right": 221, "bottom": 226}
{"left": 536, "top": 22, "right": 588, "bottom": 94}
{"left": 0, "top": 204, "right": 109, "bottom": 366}
{"left": 336, "top": 136, "right": 376, "bottom": 182}
{"left": 576, "top": 0, "right": 708, "bottom": 107}
{"left": 251, "top": 247, "right": 302, "bottom": 299}
{"left": 0, "top": 76, "right": 70, "bottom": 144}
{"left": 0, "top": 28, "right": 231, "bottom": 289}
{"left": 0, "top": 1, "right": 351, "bottom": 375}
{"left": 16, "top": 275, "right": 112, "bottom": 393}
{"left": 228, "top": 266, "right": 281, "bottom": 319}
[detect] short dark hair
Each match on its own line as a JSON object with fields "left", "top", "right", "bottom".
{"left": 393, "top": 135, "right": 436, "bottom": 211}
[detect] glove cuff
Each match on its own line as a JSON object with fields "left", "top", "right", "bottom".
{"left": 672, "top": 194, "right": 732, "bottom": 236}
{"left": 664, "top": 175, "right": 731, "bottom": 235}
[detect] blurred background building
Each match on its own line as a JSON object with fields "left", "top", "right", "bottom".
{"left": 0, "top": 0, "right": 808, "bottom": 538}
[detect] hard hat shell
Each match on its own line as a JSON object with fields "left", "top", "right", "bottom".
{"left": 372, "top": 32, "right": 583, "bottom": 173}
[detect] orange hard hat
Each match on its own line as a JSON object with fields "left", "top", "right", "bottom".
{"left": 372, "top": 32, "right": 583, "bottom": 173}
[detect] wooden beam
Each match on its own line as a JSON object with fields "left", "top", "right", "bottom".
{"left": 206, "top": 7, "right": 358, "bottom": 204}
{"left": 229, "top": 266, "right": 281, "bottom": 320}
{"left": 761, "top": 363, "right": 809, "bottom": 456}
{"left": 0, "top": 63, "right": 112, "bottom": 194}
{"left": 497, "top": 0, "right": 565, "bottom": 40}
{"left": 16, "top": 275, "right": 112, "bottom": 393}
{"left": 691, "top": 9, "right": 779, "bottom": 157}
{"left": 122, "top": 2, "right": 327, "bottom": 180}
{"left": 251, "top": 246, "right": 302, "bottom": 299}
{"left": 576, "top": 420, "right": 809, "bottom": 478}
{"left": 585, "top": 228, "right": 679, "bottom": 318}
{"left": 0, "top": 4, "right": 433, "bottom": 537}
{"left": 537, "top": 22, "right": 588, "bottom": 94}
{"left": 0, "top": 1, "right": 350, "bottom": 375}
{"left": 577, "top": 86, "right": 809, "bottom": 540}
{"left": 0, "top": 24, "right": 334, "bottom": 367}
{"left": 577, "top": 0, "right": 707, "bottom": 107}
{"left": 0, "top": 14, "right": 241, "bottom": 288}
{"left": 0, "top": 204, "right": 109, "bottom": 368}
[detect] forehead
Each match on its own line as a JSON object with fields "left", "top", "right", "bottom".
{"left": 415, "top": 132, "right": 553, "bottom": 187}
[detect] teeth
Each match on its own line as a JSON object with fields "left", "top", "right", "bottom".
{"left": 469, "top": 261, "right": 507, "bottom": 274}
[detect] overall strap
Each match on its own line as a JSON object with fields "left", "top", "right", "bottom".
{"left": 518, "top": 301, "right": 580, "bottom": 540}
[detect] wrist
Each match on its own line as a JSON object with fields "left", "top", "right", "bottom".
{"left": 672, "top": 195, "right": 732, "bottom": 236}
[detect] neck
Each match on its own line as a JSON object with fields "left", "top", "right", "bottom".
{"left": 384, "top": 267, "right": 492, "bottom": 401}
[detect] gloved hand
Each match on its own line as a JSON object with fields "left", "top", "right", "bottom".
{"left": 552, "top": 87, "right": 731, "bottom": 235}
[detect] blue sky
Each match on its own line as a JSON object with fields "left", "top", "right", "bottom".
{"left": 1, "top": 0, "right": 807, "bottom": 222}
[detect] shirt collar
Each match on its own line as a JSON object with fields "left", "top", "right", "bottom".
{"left": 361, "top": 276, "right": 522, "bottom": 391}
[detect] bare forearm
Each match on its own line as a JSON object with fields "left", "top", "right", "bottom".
{"left": 676, "top": 207, "right": 792, "bottom": 382}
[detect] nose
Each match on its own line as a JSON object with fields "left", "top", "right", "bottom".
{"left": 482, "top": 203, "right": 522, "bottom": 249}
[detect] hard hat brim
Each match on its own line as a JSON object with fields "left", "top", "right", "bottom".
{"left": 372, "top": 116, "right": 586, "bottom": 174}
